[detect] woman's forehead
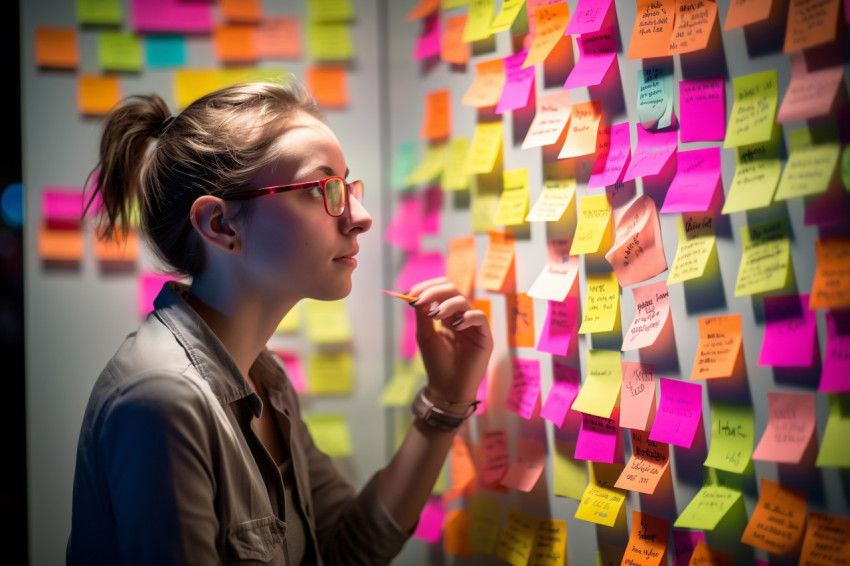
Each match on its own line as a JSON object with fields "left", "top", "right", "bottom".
{"left": 261, "top": 115, "right": 346, "bottom": 184}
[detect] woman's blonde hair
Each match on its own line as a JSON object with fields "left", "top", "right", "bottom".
{"left": 85, "top": 76, "right": 323, "bottom": 276}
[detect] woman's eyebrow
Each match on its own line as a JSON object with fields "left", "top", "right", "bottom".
{"left": 316, "top": 165, "right": 349, "bottom": 179}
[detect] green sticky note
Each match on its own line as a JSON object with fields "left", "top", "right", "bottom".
{"left": 76, "top": 0, "right": 122, "bottom": 25}
{"left": 570, "top": 349, "right": 622, "bottom": 418}
{"left": 722, "top": 123, "right": 783, "bottom": 214}
{"left": 816, "top": 394, "right": 850, "bottom": 468}
{"left": 775, "top": 126, "right": 841, "bottom": 201}
{"left": 392, "top": 141, "right": 420, "bottom": 190}
{"left": 704, "top": 401, "right": 754, "bottom": 474}
{"left": 674, "top": 469, "right": 744, "bottom": 530}
{"left": 99, "top": 31, "right": 142, "bottom": 72}
{"left": 302, "top": 412, "right": 353, "bottom": 458}
{"left": 842, "top": 145, "right": 850, "bottom": 192}
{"left": 734, "top": 219, "right": 792, "bottom": 297}
{"left": 443, "top": 0, "right": 469, "bottom": 9}
{"left": 404, "top": 142, "right": 447, "bottom": 186}
{"left": 724, "top": 70, "right": 778, "bottom": 148}
{"left": 637, "top": 65, "right": 674, "bottom": 130}
{"left": 308, "top": 22, "right": 353, "bottom": 61}
{"left": 553, "top": 440, "right": 587, "bottom": 501}
{"left": 463, "top": 0, "right": 496, "bottom": 43}
{"left": 307, "top": 0, "right": 355, "bottom": 22}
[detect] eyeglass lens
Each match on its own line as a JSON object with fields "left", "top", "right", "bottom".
{"left": 325, "top": 179, "right": 364, "bottom": 216}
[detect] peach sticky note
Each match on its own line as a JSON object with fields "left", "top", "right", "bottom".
{"left": 571, "top": 194, "right": 612, "bottom": 255}
{"left": 622, "top": 281, "right": 670, "bottom": 351}
{"left": 778, "top": 52, "right": 844, "bottom": 123}
{"left": 480, "top": 429, "right": 509, "bottom": 487}
{"left": 35, "top": 26, "right": 79, "bottom": 68}
{"left": 77, "top": 74, "right": 121, "bottom": 116}
{"left": 620, "top": 361, "right": 656, "bottom": 431}
{"left": 422, "top": 89, "right": 451, "bottom": 140}
{"left": 679, "top": 76, "right": 725, "bottom": 142}
{"left": 622, "top": 511, "right": 669, "bottom": 565}
{"left": 724, "top": 69, "right": 778, "bottom": 148}
{"left": 588, "top": 122, "right": 632, "bottom": 188}
{"left": 93, "top": 228, "right": 139, "bottom": 263}
{"left": 537, "top": 296, "right": 579, "bottom": 356}
{"left": 526, "top": 177, "right": 577, "bottom": 222}
{"left": 759, "top": 294, "right": 817, "bottom": 367}
{"left": 627, "top": 0, "right": 674, "bottom": 59}
{"left": 497, "top": 49, "right": 535, "bottom": 114}
{"left": 571, "top": 349, "right": 622, "bottom": 419}
{"left": 799, "top": 512, "right": 850, "bottom": 565}
{"left": 575, "top": 462, "right": 627, "bottom": 527}
{"left": 254, "top": 17, "right": 302, "bottom": 59}
{"left": 501, "top": 438, "right": 546, "bottom": 492}
{"left": 753, "top": 391, "right": 816, "bottom": 464}
{"left": 668, "top": 0, "right": 718, "bottom": 55}
{"left": 660, "top": 147, "right": 723, "bottom": 213}
{"left": 507, "top": 292, "right": 535, "bottom": 348}
{"left": 541, "top": 362, "right": 580, "bottom": 427}
{"left": 724, "top": 0, "right": 772, "bottom": 29}
{"left": 703, "top": 401, "right": 754, "bottom": 474}
{"left": 528, "top": 237, "right": 579, "bottom": 302}
{"left": 691, "top": 314, "right": 743, "bottom": 380}
{"left": 741, "top": 479, "right": 807, "bottom": 555}
{"left": 622, "top": 127, "right": 678, "bottom": 182}
{"left": 564, "top": 27, "right": 617, "bottom": 90}
{"left": 477, "top": 230, "right": 515, "bottom": 292}
{"left": 523, "top": 2, "right": 571, "bottom": 68}
{"left": 784, "top": 0, "right": 841, "bottom": 53}
{"left": 506, "top": 358, "right": 541, "bottom": 419}
{"left": 810, "top": 234, "right": 850, "bottom": 310}
{"left": 495, "top": 508, "right": 537, "bottom": 566}
{"left": 575, "top": 407, "right": 621, "bottom": 464}
{"left": 578, "top": 271, "right": 620, "bottom": 335}
{"left": 462, "top": 58, "right": 505, "bottom": 108}
{"left": 734, "top": 219, "right": 791, "bottom": 297}
{"left": 615, "top": 430, "right": 669, "bottom": 494}
{"left": 649, "top": 377, "right": 702, "bottom": 448}
{"left": 559, "top": 99, "right": 603, "bottom": 159}
{"left": 605, "top": 194, "right": 667, "bottom": 287}
{"left": 522, "top": 91, "right": 572, "bottom": 149}
{"left": 822, "top": 310, "right": 850, "bottom": 392}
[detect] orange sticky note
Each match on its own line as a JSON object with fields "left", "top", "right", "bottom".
{"left": 38, "top": 223, "right": 83, "bottom": 261}
{"left": 507, "top": 292, "right": 535, "bottom": 348}
{"left": 558, "top": 99, "right": 602, "bottom": 158}
{"left": 461, "top": 58, "right": 506, "bottom": 108}
{"left": 77, "top": 74, "right": 121, "bottom": 116}
{"left": 443, "top": 509, "right": 472, "bottom": 557}
{"left": 690, "top": 314, "right": 743, "bottom": 380}
{"left": 809, "top": 234, "right": 850, "bottom": 310}
{"left": 422, "top": 89, "right": 451, "bottom": 140}
{"left": 724, "top": 0, "right": 773, "bottom": 30}
{"left": 254, "top": 17, "right": 302, "bottom": 59}
{"left": 93, "top": 228, "right": 139, "bottom": 263}
{"left": 220, "top": 0, "right": 262, "bottom": 23}
{"left": 408, "top": 0, "right": 441, "bottom": 20}
{"left": 783, "top": 0, "right": 841, "bottom": 53}
{"left": 441, "top": 14, "right": 470, "bottom": 64}
{"left": 523, "top": 2, "right": 571, "bottom": 69}
{"left": 688, "top": 540, "right": 735, "bottom": 566}
{"left": 741, "top": 479, "right": 807, "bottom": 555}
{"left": 213, "top": 25, "right": 257, "bottom": 63}
{"left": 799, "top": 512, "right": 850, "bottom": 565}
{"left": 477, "top": 230, "right": 516, "bottom": 292}
{"left": 447, "top": 435, "right": 477, "bottom": 500}
{"left": 307, "top": 66, "right": 349, "bottom": 108}
{"left": 35, "top": 26, "right": 79, "bottom": 69}
{"left": 471, "top": 298, "right": 491, "bottom": 323}
{"left": 627, "top": 0, "right": 675, "bottom": 59}
{"left": 615, "top": 431, "right": 669, "bottom": 494}
{"left": 668, "top": 0, "right": 718, "bottom": 55}
{"left": 446, "top": 234, "right": 477, "bottom": 299}
{"left": 622, "top": 510, "right": 669, "bottom": 565}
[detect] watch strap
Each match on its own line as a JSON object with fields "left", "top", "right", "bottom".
{"left": 411, "top": 387, "right": 476, "bottom": 431}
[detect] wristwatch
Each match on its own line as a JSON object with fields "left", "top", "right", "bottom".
{"left": 411, "top": 387, "right": 478, "bottom": 431}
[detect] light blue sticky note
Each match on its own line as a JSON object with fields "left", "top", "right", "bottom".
{"left": 145, "top": 34, "right": 187, "bottom": 68}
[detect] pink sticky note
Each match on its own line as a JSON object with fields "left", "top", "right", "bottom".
{"left": 480, "top": 429, "right": 509, "bottom": 486}
{"left": 506, "top": 358, "right": 541, "bottom": 419}
{"left": 537, "top": 296, "right": 579, "bottom": 356}
{"left": 565, "top": 0, "right": 613, "bottom": 35}
{"left": 496, "top": 49, "right": 535, "bottom": 114}
{"left": 394, "top": 250, "right": 445, "bottom": 292}
{"left": 622, "top": 127, "right": 678, "bottom": 182}
{"left": 679, "top": 77, "right": 726, "bottom": 142}
{"left": 564, "top": 27, "right": 617, "bottom": 89}
{"left": 131, "top": 0, "right": 213, "bottom": 33}
{"left": 475, "top": 373, "right": 489, "bottom": 414}
{"left": 399, "top": 307, "right": 418, "bottom": 359}
{"left": 575, "top": 407, "right": 621, "bottom": 463}
{"left": 753, "top": 391, "right": 817, "bottom": 464}
{"left": 588, "top": 122, "right": 632, "bottom": 188}
{"left": 501, "top": 438, "right": 547, "bottom": 492}
{"left": 384, "top": 194, "right": 422, "bottom": 251}
{"left": 413, "top": 12, "right": 441, "bottom": 61}
{"left": 42, "top": 187, "right": 84, "bottom": 229}
{"left": 137, "top": 271, "right": 177, "bottom": 318}
{"left": 422, "top": 187, "right": 443, "bottom": 234}
{"left": 821, "top": 309, "right": 850, "bottom": 392}
{"left": 541, "top": 362, "right": 580, "bottom": 427}
{"left": 649, "top": 377, "right": 702, "bottom": 448}
{"left": 271, "top": 349, "right": 307, "bottom": 393}
{"left": 605, "top": 194, "right": 667, "bottom": 287}
{"left": 660, "top": 147, "right": 722, "bottom": 213}
{"left": 414, "top": 496, "right": 444, "bottom": 543}
{"left": 620, "top": 361, "right": 656, "bottom": 430}
{"left": 759, "top": 294, "right": 818, "bottom": 367}
{"left": 622, "top": 281, "right": 671, "bottom": 351}
{"left": 672, "top": 529, "right": 706, "bottom": 566}
{"left": 777, "top": 52, "right": 844, "bottom": 123}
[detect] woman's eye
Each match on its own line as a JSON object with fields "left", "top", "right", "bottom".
{"left": 306, "top": 186, "right": 323, "bottom": 198}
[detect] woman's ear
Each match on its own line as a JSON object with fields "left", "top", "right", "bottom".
{"left": 189, "top": 195, "right": 241, "bottom": 253}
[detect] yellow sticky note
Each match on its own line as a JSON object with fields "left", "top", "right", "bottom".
{"left": 306, "top": 0, "right": 355, "bottom": 22}
{"left": 304, "top": 299, "right": 352, "bottom": 344}
{"left": 571, "top": 348, "right": 621, "bottom": 417}
{"left": 465, "top": 121, "right": 504, "bottom": 174}
{"left": 442, "top": 137, "right": 471, "bottom": 191}
{"left": 674, "top": 469, "right": 743, "bottom": 530}
{"left": 704, "top": 401, "right": 754, "bottom": 474}
{"left": 532, "top": 519, "right": 568, "bottom": 566}
{"left": 77, "top": 74, "right": 121, "bottom": 116}
{"left": 495, "top": 508, "right": 537, "bottom": 566}
{"left": 174, "top": 69, "right": 220, "bottom": 110}
{"left": 98, "top": 31, "right": 142, "bottom": 72}
{"left": 470, "top": 498, "right": 500, "bottom": 555}
{"left": 471, "top": 179, "right": 501, "bottom": 233}
{"left": 575, "top": 463, "right": 627, "bottom": 527}
{"left": 404, "top": 142, "right": 448, "bottom": 186}
{"left": 724, "top": 70, "right": 778, "bottom": 148}
{"left": 307, "top": 351, "right": 353, "bottom": 395}
{"left": 553, "top": 440, "right": 587, "bottom": 501}
{"left": 722, "top": 124, "right": 783, "bottom": 214}
{"left": 774, "top": 126, "right": 841, "bottom": 201}
{"left": 578, "top": 272, "right": 620, "bottom": 335}
{"left": 493, "top": 168, "right": 530, "bottom": 226}
{"left": 667, "top": 214, "right": 716, "bottom": 285}
{"left": 275, "top": 304, "right": 301, "bottom": 333}
{"left": 816, "top": 394, "right": 850, "bottom": 467}
{"left": 379, "top": 361, "right": 423, "bottom": 407}
{"left": 463, "top": 0, "right": 496, "bottom": 43}
{"left": 301, "top": 412, "right": 353, "bottom": 457}
{"left": 526, "top": 177, "right": 577, "bottom": 222}
{"left": 570, "top": 194, "right": 612, "bottom": 255}
{"left": 489, "top": 0, "right": 525, "bottom": 33}
{"left": 307, "top": 22, "right": 353, "bottom": 61}
{"left": 734, "top": 219, "right": 791, "bottom": 296}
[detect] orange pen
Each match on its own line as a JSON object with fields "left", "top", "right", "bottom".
{"left": 380, "top": 289, "right": 419, "bottom": 302}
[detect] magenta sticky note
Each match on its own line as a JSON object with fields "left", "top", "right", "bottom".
{"left": 540, "top": 362, "right": 580, "bottom": 426}
{"left": 563, "top": 27, "right": 617, "bottom": 90}
{"left": 622, "top": 127, "right": 678, "bottom": 182}
{"left": 759, "top": 294, "right": 818, "bottom": 367}
{"left": 821, "top": 309, "right": 850, "bottom": 392}
{"left": 497, "top": 49, "right": 535, "bottom": 114}
{"left": 679, "top": 77, "right": 725, "bottom": 142}
{"left": 394, "top": 250, "right": 445, "bottom": 292}
{"left": 384, "top": 194, "right": 422, "bottom": 252}
{"left": 137, "top": 271, "right": 177, "bottom": 318}
{"left": 422, "top": 187, "right": 443, "bottom": 235}
{"left": 649, "top": 377, "right": 702, "bottom": 448}
{"left": 272, "top": 350, "right": 307, "bottom": 393}
{"left": 42, "top": 187, "right": 84, "bottom": 229}
{"left": 506, "top": 358, "right": 541, "bottom": 419}
{"left": 588, "top": 122, "right": 632, "bottom": 188}
{"left": 660, "top": 146, "right": 722, "bottom": 213}
{"left": 413, "top": 12, "right": 441, "bottom": 61}
{"left": 475, "top": 373, "right": 489, "bottom": 414}
{"left": 399, "top": 307, "right": 418, "bottom": 360}
{"left": 574, "top": 407, "right": 621, "bottom": 463}
{"left": 565, "top": 0, "right": 613, "bottom": 35}
{"left": 537, "top": 296, "right": 578, "bottom": 356}
{"left": 130, "top": 0, "right": 213, "bottom": 33}
{"left": 672, "top": 529, "right": 705, "bottom": 566}
{"left": 414, "top": 496, "right": 444, "bottom": 543}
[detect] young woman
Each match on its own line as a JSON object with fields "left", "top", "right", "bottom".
{"left": 67, "top": 77, "right": 493, "bottom": 565}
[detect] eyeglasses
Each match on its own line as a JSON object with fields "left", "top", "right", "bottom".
{"left": 223, "top": 176, "right": 364, "bottom": 217}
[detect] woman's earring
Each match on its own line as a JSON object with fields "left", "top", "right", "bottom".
{"left": 229, "top": 242, "right": 235, "bottom": 250}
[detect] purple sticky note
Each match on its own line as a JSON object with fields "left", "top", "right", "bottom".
{"left": 759, "top": 294, "right": 818, "bottom": 367}
{"left": 588, "top": 122, "right": 632, "bottom": 188}
{"left": 138, "top": 271, "right": 177, "bottom": 318}
{"left": 821, "top": 310, "right": 850, "bottom": 392}
{"left": 42, "top": 187, "right": 84, "bottom": 229}
{"left": 497, "top": 49, "right": 535, "bottom": 114}
{"left": 672, "top": 529, "right": 705, "bottom": 566}
{"left": 394, "top": 250, "right": 445, "bottom": 292}
{"left": 563, "top": 27, "right": 617, "bottom": 90}
{"left": 506, "top": 358, "right": 541, "bottom": 419}
{"left": 131, "top": 0, "right": 213, "bottom": 33}
{"left": 622, "top": 127, "right": 678, "bottom": 182}
{"left": 565, "top": 0, "right": 614, "bottom": 35}
{"left": 679, "top": 77, "right": 725, "bottom": 142}
{"left": 660, "top": 147, "right": 722, "bottom": 213}
{"left": 574, "top": 407, "right": 621, "bottom": 463}
{"left": 540, "top": 362, "right": 580, "bottom": 426}
{"left": 414, "top": 496, "right": 444, "bottom": 543}
{"left": 413, "top": 12, "right": 440, "bottom": 61}
{"left": 384, "top": 194, "right": 422, "bottom": 252}
{"left": 537, "top": 297, "right": 578, "bottom": 356}
{"left": 649, "top": 377, "right": 702, "bottom": 448}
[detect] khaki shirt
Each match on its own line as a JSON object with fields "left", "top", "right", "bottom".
{"left": 67, "top": 282, "right": 409, "bottom": 565}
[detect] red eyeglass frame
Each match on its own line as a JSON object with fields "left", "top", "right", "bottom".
{"left": 222, "top": 176, "right": 364, "bottom": 217}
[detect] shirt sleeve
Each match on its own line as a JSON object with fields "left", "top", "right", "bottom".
{"left": 99, "top": 375, "right": 220, "bottom": 566}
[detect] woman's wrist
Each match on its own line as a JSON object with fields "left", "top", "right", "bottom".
{"left": 422, "top": 386, "right": 480, "bottom": 416}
